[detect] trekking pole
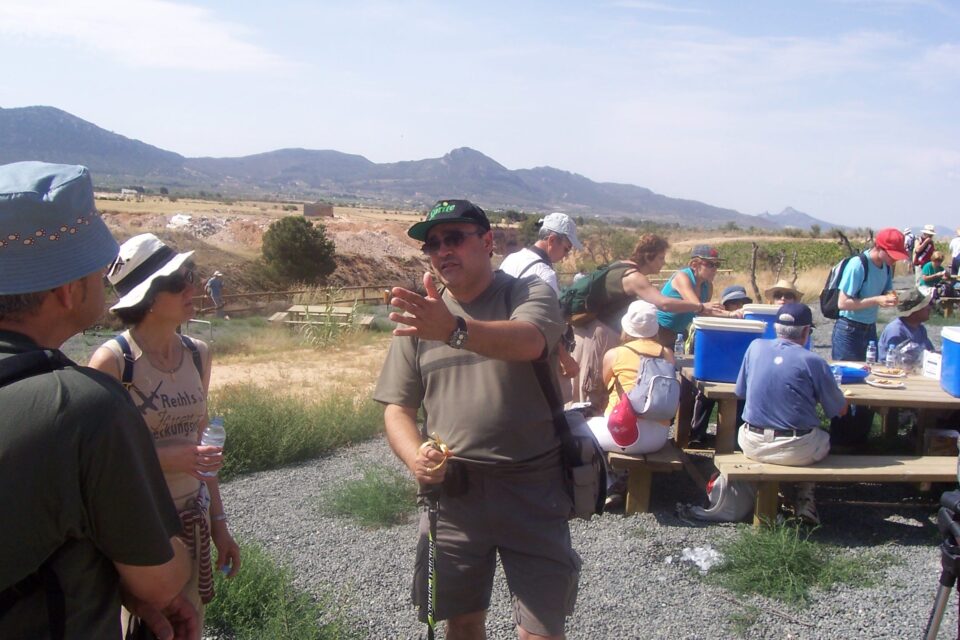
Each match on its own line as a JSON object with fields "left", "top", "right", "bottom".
{"left": 418, "top": 433, "right": 450, "bottom": 640}
{"left": 418, "top": 484, "right": 441, "bottom": 640}
{"left": 924, "top": 492, "right": 960, "bottom": 640}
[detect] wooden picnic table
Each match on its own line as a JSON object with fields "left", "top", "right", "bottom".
{"left": 678, "top": 366, "right": 960, "bottom": 454}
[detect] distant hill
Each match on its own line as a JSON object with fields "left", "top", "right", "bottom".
{"left": 0, "top": 105, "right": 836, "bottom": 229}
{"left": 756, "top": 207, "right": 843, "bottom": 232}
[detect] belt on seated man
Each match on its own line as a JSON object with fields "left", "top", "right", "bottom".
{"left": 744, "top": 424, "right": 812, "bottom": 438}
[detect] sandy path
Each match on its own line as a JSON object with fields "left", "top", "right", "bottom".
{"left": 209, "top": 337, "right": 391, "bottom": 399}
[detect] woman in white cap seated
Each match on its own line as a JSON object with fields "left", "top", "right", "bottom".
{"left": 89, "top": 233, "right": 241, "bottom": 631}
{"left": 587, "top": 301, "right": 675, "bottom": 453}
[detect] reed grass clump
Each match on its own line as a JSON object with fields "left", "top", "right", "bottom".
{"left": 205, "top": 542, "right": 358, "bottom": 640}
{"left": 710, "top": 521, "right": 884, "bottom": 606}
{"left": 211, "top": 384, "right": 383, "bottom": 480}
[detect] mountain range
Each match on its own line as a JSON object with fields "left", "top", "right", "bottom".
{"left": 1, "top": 105, "right": 840, "bottom": 230}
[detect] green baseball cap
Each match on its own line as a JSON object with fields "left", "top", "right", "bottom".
{"left": 408, "top": 199, "right": 491, "bottom": 241}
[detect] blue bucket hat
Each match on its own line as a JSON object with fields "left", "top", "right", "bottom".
{"left": 0, "top": 162, "right": 118, "bottom": 294}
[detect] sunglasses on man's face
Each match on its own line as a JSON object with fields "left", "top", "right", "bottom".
{"left": 421, "top": 229, "right": 486, "bottom": 255}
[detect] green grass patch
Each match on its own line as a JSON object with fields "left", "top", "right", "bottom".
{"left": 320, "top": 463, "right": 418, "bottom": 528}
{"left": 205, "top": 542, "right": 358, "bottom": 640}
{"left": 710, "top": 521, "right": 886, "bottom": 606}
{"left": 210, "top": 384, "right": 383, "bottom": 480}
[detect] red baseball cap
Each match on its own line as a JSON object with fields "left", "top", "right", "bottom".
{"left": 875, "top": 228, "right": 909, "bottom": 261}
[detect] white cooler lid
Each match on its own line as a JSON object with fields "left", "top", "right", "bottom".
{"left": 742, "top": 303, "right": 780, "bottom": 315}
{"left": 943, "top": 326, "right": 960, "bottom": 344}
{"left": 692, "top": 317, "right": 767, "bottom": 333}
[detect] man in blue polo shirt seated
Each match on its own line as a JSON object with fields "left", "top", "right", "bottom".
{"left": 736, "top": 303, "right": 848, "bottom": 524}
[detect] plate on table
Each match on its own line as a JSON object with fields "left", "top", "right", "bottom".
{"left": 870, "top": 366, "right": 907, "bottom": 378}
{"left": 865, "top": 377, "right": 906, "bottom": 390}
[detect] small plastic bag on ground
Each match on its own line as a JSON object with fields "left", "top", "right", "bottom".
{"left": 685, "top": 472, "right": 756, "bottom": 522}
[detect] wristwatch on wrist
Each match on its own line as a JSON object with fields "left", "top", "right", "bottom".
{"left": 447, "top": 316, "right": 468, "bottom": 349}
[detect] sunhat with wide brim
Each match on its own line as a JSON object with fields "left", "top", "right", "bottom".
{"left": 0, "top": 162, "right": 118, "bottom": 294}
{"left": 896, "top": 289, "right": 933, "bottom": 317}
{"left": 108, "top": 233, "right": 194, "bottom": 311}
{"left": 764, "top": 279, "right": 803, "bottom": 301}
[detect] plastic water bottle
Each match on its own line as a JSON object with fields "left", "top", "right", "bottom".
{"left": 199, "top": 416, "right": 226, "bottom": 478}
{"left": 866, "top": 340, "right": 877, "bottom": 365}
{"left": 885, "top": 348, "right": 898, "bottom": 370}
{"left": 674, "top": 332, "right": 685, "bottom": 356}
{"left": 831, "top": 365, "right": 843, "bottom": 389}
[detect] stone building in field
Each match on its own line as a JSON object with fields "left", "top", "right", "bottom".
{"left": 304, "top": 202, "right": 334, "bottom": 217}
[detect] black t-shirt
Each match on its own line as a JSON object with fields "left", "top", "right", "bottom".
{"left": 0, "top": 330, "right": 182, "bottom": 639}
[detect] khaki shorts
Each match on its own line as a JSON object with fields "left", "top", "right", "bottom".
{"left": 413, "top": 458, "right": 581, "bottom": 636}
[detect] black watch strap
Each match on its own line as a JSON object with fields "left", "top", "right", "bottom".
{"left": 447, "top": 316, "right": 468, "bottom": 349}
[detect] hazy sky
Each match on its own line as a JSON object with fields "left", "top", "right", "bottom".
{"left": 2, "top": 0, "right": 958, "bottom": 228}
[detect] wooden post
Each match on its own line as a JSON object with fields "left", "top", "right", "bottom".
{"left": 753, "top": 481, "right": 780, "bottom": 526}
{"left": 625, "top": 467, "right": 653, "bottom": 514}
{"left": 749, "top": 242, "right": 762, "bottom": 302}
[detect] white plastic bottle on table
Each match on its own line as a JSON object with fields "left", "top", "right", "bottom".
{"left": 866, "top": 340, "right": 877, "bottom": 365}
{"left": 674, "top": 333, "right": 685, "bottom": 356}
{"left": 831, "top": 365, "right": 843, "bottom": 388}
{"left": 884, "top": 347, "right": 899, "bottom": 369}
{"left": 199, "top": 416, "right": 226, "bottom": 478}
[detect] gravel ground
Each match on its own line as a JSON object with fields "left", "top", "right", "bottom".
{"left": 220, "top": 273, "right": 958, "bottom": 638}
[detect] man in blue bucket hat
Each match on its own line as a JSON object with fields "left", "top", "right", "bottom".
{"left": 0, "top": 162, "right": 196, "bottom": 639}
{"left": 734, "top": 302, "right": 848, "bottom": 524}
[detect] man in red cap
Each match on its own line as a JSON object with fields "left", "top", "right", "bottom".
{"left": 830, "top": 227, "right": 907, "bottom": 446}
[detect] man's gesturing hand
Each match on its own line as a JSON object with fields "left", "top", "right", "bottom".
{"left": 388, "top": 272, "right": 457, "bottom": 341}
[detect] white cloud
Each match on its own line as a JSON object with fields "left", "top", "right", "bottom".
{"left": 0, "top": 0, "right": 288, "bottom": 72}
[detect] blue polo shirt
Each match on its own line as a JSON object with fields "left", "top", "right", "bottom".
{"left": 735, "top": 338, "right": 846, "bottom": 431}
{"left": 838, "top": 251, "right": 893, "bottom": 324}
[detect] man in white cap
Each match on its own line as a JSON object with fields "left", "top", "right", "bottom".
{"left": 499, "top": 212, "right": 582, "bottom": 295}
{"left": 500, "top": 212, "right": 583, "bottom": 379}
{"left": 0, "top": 162, "right": 196, "bottom": 639}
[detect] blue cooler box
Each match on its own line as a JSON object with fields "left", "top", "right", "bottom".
{"left": 743, "top": 302, "right": 812, "bottom": 349}
{"left": 941, "top": 327, "right": 960, "bottom": 397}
{"left": 692, "top": 318, "right": 767, "bottom": 382}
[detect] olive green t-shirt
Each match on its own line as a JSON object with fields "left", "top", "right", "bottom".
{"left": 374, "top": 272, "right": 565, "bottom": 462}
{"left": 0, "top": 331, "right": 181, "bottom": 640}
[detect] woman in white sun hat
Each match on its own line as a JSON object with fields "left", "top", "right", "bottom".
{"left": 88, "top": 233, "right": 240, "bottom": 631}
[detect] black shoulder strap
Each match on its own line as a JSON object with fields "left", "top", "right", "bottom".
{"left": 112, "top": 334, "right": 135, "bottom": 390}
{"left": 0, "top": 356, "right": 69, "bottom": 640}
{"left": 180, "top": 335, "right": 203, "bottom": 378}
{"left": 854, "top": 253, "right": 871, "bottom": 297}
{"left": 516, "top": 258, "right": 547, "bottom": 280}
{"left": 0, "top": 349, "right": 72, "bottom": 388}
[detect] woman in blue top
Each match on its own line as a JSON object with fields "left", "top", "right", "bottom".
{"left": 656, "top": 244, "right": 725, "bottom": 348}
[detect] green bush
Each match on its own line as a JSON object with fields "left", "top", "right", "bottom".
{"left": 262, "top": 216, "right": 337, "bottom": 285}
{"left": 710, "top": 522, "right": 885, "bottom": 606}
{"left": 210, "top": 385, "right": 383, "bottom": 480}
{"left": 320, "top": 464, "right": 418, "bottom": 528}
{"left": 205, "top": 542, "right": 358, "bottom": 640}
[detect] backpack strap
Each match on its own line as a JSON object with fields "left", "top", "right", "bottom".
{"left": 180, "top": 335, "right": 204, "bottom": 378}
{"left": 112, "top": 334, "right": 136, "bottom": 390}
{"left": 0, "top": 349, "right": 72, "bottom": 387}
{"left": 0, "top": 547, "right": 66, "bottom": 640}
{"left": 515, "top": 258, "right": 547, "bottom": 280}
{"left": 0, "top": 356, "right": 70, "bottom": 640}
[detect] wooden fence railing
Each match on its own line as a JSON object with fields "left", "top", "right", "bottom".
{"left": 191, "top": 284, "right": 396, "bottom": 316}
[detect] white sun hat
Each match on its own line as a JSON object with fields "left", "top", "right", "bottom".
{"left": 108, "top": 233, "right": 194, "bottom": 311}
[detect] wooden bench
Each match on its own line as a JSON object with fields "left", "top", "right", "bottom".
{"left": 939, "top": 296, "right": 960, "bottom": 318}
{"left": 608, "top": 442, "right": 687, "bottom": 514}
{"left": 279, "top": 304, "right": 375, "bottom": 328}
{"left": 715, "top": 453, "right": 957, "bottom": 526}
